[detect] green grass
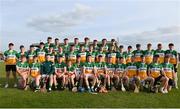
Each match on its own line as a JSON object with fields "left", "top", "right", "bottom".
{"left": 0, "top": 62, "right": 180, "bottom": 108}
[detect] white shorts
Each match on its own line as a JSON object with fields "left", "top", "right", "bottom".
{"left": 84, "top": 73, "right": 94, "bottom": 78}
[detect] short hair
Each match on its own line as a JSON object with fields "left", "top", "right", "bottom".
{"left": 77, "top": 55, "right": 81, "bottom": 58}
{"left": 64, "top": 38, "right": 68, "bottom": 41}
{"left": 157, "top": 43, "right": 162, "bottom": 47}
{"left": 20, "top": 45, "right": 24, "bottom": 49}
{"left": 98, "top": 55, "right": 103, "bottom": 58}
{"left": 111, "top": 39, "right": 115, "bottom": 42}
{"left": 141, "top": 55, "right": 145, "bottom": 58}
{"left": 30, "top": 45, "right": 34, "bottom": 48}
{"left": 147, "top": 43, "right": 152, "bottom": 47}
{"left": 102, "top": 38, "right": 107, "bottom": 41}
{"left": 74, "top": 38, "right": 79, "bottom": 40}
{"left": 9, "top": 43, "right": 14, "bottom": 46}
{"left": 128, "top": 46, "right": 132, "bottom": 49}
{"left": 84, "top": 37, "right": 89, "bottom": 40}
{"left": 169, "top": 43, "right": 174, "bottom": 46}
{"left": 40, "top": 42, "right": 44, "bottom": 45}
{"left": 47, "top": 37, "right": 52, "bottom": 40}
{"left": 33, "top": 55, "right": 38, "bottom": 58}
{"left": 136, "top": 44, "right": 141, "bottom": 48}
{"left": 93, "top": 40, "right": 98, "bottom": 42}
{"left": 55, "top": 38, "right": 59, "bottom": 41}
{"left": 154, "top": 55, "right": 159, "bottom": 58}
{"left": 119, "top": 45, "right": 124, "bottom": 49}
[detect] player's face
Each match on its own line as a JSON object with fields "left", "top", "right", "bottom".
{"left": 33, "top": 57, "right": 38, "bottom": 62}
{"left": 46, "top": 55, "right": 51, "bottom": 61}
{"left": 119, "top": 58, "right": 124, "bottom": 63}
{"left": 131, "top": 57, "right": 135, "bottom": 62}
{"left": 21, "top": 47, "right": 25, "bottom": 52}
{"left": 99, "top": 57, "right": 103, "bottom": 62}
{"left": 102, "top": 40, "right": 107, "bottom": 45}
{"left": 77, "top": 57, "right": 81, "bottom": 63}
{"left": 49, "top": 47, "right": 53, "bottom": 52}
{"left": 141, "top": 57, "right": 145, "bottom": 63}
{"left": 119, "top": 47, "right": 123, "bottom": 52}
{"left": 40, "top": 44, "right": 44, "bottom": 49}
{"left": 80, "top": 46, "right": 84, "bottom": 51}
{"left": 87, "top": 56, "right": 92, "bottom": 62}
{"left": 75, "top": 39, "right": 79, "bottom": 44}
{"left": 21, "top": 57, "right": 26, "bottom": 62}
{"left": 70, "top": 46, "right": 75, "bottom": 51}
{"left": 68, "top": 61, "right": 72, "bottom": 66}
{"left": 64, "top": 40, "right": 68, "bottom": 44}
{"left": 158, "top": 45, "right": 162, "bottom": 50}
{"left": 55, "top": 40, "right": 59, "bottom": 44}
{"left": 108, "top": 58, "right": 112, "bottom": 63}
{"left": 85, "top": 39, "right": 89, "bottom": 44}
{"left": 9, "top": 45, "right": 14, "bottom": 50}
{"left": 153, "top": 57, "right": 159, "bottom": 63}
{"left": 30, "top": 47, "right": 34, "bottom": 51}
{"left": 93, "top": 41, "right": 97, "bottom": 45}
{"left": 147, "top": 45, "right": 151, "bottom": 50}
{"left": 169, "top": 45, "right": 174, "bottom": 50}
{"left": 128, "top": 48, "right": 132, "bottom": 52}
{"left": 58, "top": 58, "right": 62, "bottom": 63}
{"left": 137, "top": 46, "right": 141, "bottom": 50}
{"left": 58, "top": 47, "right": 63, "bottom": 52}
{"left": 48, "top": 39, "right": 52, "bottom": 43}
{"left": 89, "top": 46, "right": 93, "bottom": 51}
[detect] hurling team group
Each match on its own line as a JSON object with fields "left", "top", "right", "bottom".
{"left": 3, "top": 37, "right": 179, "bottom": 93}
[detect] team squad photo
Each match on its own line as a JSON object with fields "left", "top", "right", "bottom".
{"left": 3, "top": 37, "right": 179, "bottom": 94}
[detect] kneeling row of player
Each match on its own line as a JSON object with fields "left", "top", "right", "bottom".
{"left": 16, "top": 54, "right": 175, "bottom": 94}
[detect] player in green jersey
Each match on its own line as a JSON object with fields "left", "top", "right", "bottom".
{"left": 27, "top": 45, "right": 36, "bottom": 64}
{"left": 44, "top": 37, "right": 53, "bottom": 50}
{"left": 95, "top": 55, "right": 107, "bottom": 89}
{"left": 101, "top": 38, "right": 109, "bottom": 52}
{"left": 87, "top": 45, "right": 96, "bottom": 62}
{"left": 162, "top": 55, "right": 175, "bottom": 92}
{"left": 46, "top": 44, "right": 55, "bottom": 63}
{"left": 54, "top": 38, "right": 60, "bottom": 52}
{"left": 77, "top": 45, "right": 87, "bottom": 63}
{"left": 96, "top": 46, "right": 106, "bottom": 62}
{"left": 124, "top": 46, "right": 133, "bottom": 64}
{"left": 73, "top": 55, "right": 84, "bottom": 89}
{"left": 36, "top": 42, "right": 46, "bottom": 63}
{"left": 74, "top": 38, "right": 80, "bottom": 52}
{"left": 106, "top": 45, "right": 117, "bottom": 64}
{"left": 56, "top": 47, "right": 66, "bottom": 63}
{"left": 66, "top": 61, "right": 76, "bottom": 90}
{"left": 106, "top": 56, "right": 116, "bottom": 90}
{"left": 125, "top": 56, "right": 140, "bottom": 93}
{"left": 16, "top": 55, "right": 30, "bottom": 90}
{"left": 148, "top": 55, "right": 169, "bottom": 93}
{"left": 4, "top": 43, "right": 18, "bottom": 88}
{"left": 133, "top": 44, "right": 144, "bottom": 63}
{"left": 62, "top": 38, "right": 70, "bottom": 53}
{"left": 143, "top": 43, "right": 154, "bottom": 64}
{"left": 40, "top": 54, "right": 54, "bottom": 92}
{"left": 54, "top": 55, "right": 67, "bottom": 90}
{"left": 115, "top": 57, "right": 126, "bottom": 91}
{"left": 66, "top": 45, "right": 77, "bottom": 64}
{"left": 17, "top": 45, "right": 28, "bottom": 61}
{"left": 154, "top": 43, "right": 165, "bottom": 64}
{"left": 29, "top": 56, "right": 41, "bottom": 92}
{"left": 116, "top": 45, "right": 126, "bottom": 64}
{"left": 165, "top": 43, "right": 179, "bottom": 89}
{"left": 83, "top": 37, "right": 90, "bottom": 51}
{"left": 93, "top": 40, "right": 99, "bottom": 52}
{"left": 83, "top": 55, "right": 96, "bottom": 92}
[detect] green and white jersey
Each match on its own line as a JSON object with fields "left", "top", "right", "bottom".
{"left": 95, "top": 62, "right": 106, "bottom": 69}
{"left": 96, "top": 51, "right": 106, "bottom": 62}
{"left": 67, "top": 65, "right": 76, "bottom": 74}
{"left": 154, "top": 49, "right": 165, "bottom": 63}
{"left": 143, "top": 50, "right": 154, "bottom": 64}
{"left": 4, "top": 50, "right": 18, "bottom": 65}
{"left": 62, "top": 44, "right": 70, "bottom": 53}
{"left": 83, "top": 62, "right": 95, "bottom": 74}
{"left": 148, "top": 63, "right": 162, "bottom": 78}
{"left": 126, "top": 62, "right": 138, "bottom": 78}
{"left": 30, "top": 62, "right": 41, "bottom": 72}
{"left": 27, "top": 50, "right": 36, "bottom": 64}
{"left": 74, "top": 44, "right": 80, "bottom": 52}
{"left": 83, "top": 44, "right": 89, "bottom": 51}
{"left": 124, "top": 51, "right": 133, "bottom": 63}
{"left": 87, "top": 51, "right": 96, "bottom": 62}
{"left": 101, "top": 45, "right": 109, "bottom": 52}
{"left": 16, "top": 61, "right": 29, "bottom": 70}
{"left": 66, "top": 51, "right": 77, "bottom": 64}
{"left": 54, "top": 44, "right": 60, "bottom": 52}
{"left": 54, "top": 62, "right": 66, "bottom": 72}
{"left": 93, "top": 45, "right": 99, "bottom": 52}
{"left": 73, "top": 63, "right": 83, "bottom": 74}
{"left": 115, "top": 63, "right": 126, "bottom": 72}
{"left": 44, "top": 43, "right": 53, "bottom": 49}
{"left": 137, "top": 62, "right": 148, "bottom": 72}
{"left": 165, "top": 49, "right": 178, "bottom": 65}
{"left": 162, "top": 63, "right": 174, "bottom": 79}
{"left": 133, "top": 50, "right": 144, "bottom": 62}
{"left": 55, "top": 52, "right": 66, "bottom": 62}
{"left": 46, "top": 51, "right": 55, "bottom": 62}
{"left": 106, "top": 63, "right": 116, "bottom": 71}
{"left": 77, "top": 51, "right": 87, "bottom": 62}
{"left": 17, "top": 51, "right": 28, "bottom": 59}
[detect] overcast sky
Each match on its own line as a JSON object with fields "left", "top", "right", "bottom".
{"left": 0, "top": 0, "right": 180, "bottom": 52}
